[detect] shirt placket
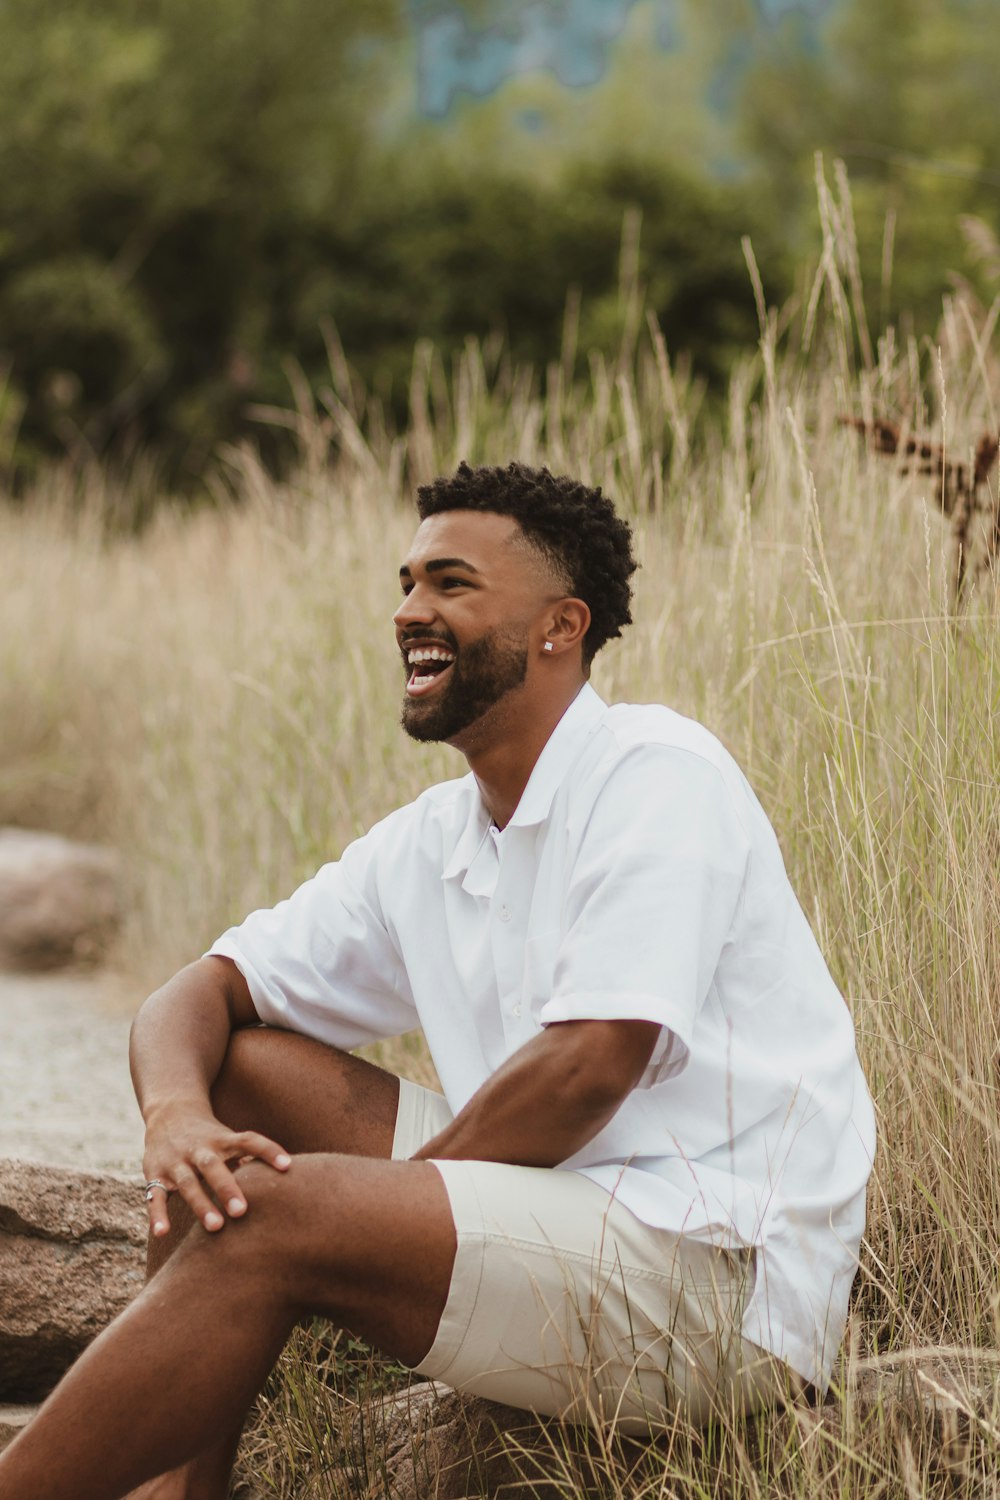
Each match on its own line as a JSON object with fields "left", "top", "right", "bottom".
{"left": 488, "top": 831, "right": 533, "bottom": 1050}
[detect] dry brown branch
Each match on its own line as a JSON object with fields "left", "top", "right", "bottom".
{"left": 839, "top": 415, "right": 999, "bottom": 603}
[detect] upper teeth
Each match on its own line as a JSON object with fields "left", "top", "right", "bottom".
{"left": 407, "top": 648, "right": 455, "bottom": 664}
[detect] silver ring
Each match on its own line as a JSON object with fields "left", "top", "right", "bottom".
{"left": 143, "top": 1179, "right": 169, "bottom": 1202}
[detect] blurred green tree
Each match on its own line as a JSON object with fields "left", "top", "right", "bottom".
{"left": 732, "top": 0, "right": 1000, "bottom": 327}
{"left": 2, "top": 0, "right": 993, "bottom": 488}
{"left": 0, "top": 0, "right": 400, "bottom": 479}
{"left": 271, "top": 148, "right": 783, "bottom": 422}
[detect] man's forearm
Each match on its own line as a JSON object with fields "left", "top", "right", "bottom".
{"left": 411, "top": 1019, "right": 658, "bottom": 1168}
{"left": 128, "top": 955, "right": 290, "bottom": 1238}
{"left": 129, "top": 956, "right": 248, "bottom": 1124}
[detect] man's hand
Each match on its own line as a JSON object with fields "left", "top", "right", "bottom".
{"left": 130, "top": 955, "right": 291, "bottom": 1237}
{"left": 141, "top": 1101, "right": 291, "bottom": 1238}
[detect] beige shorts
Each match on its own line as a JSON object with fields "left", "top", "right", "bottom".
{"left": 392, "top": 1079, "right": 798, "bottom": 1432}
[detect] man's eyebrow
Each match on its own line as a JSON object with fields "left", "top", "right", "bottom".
{"left": 398, "top": 556, "right": 482, "bottom": 579}
{"left": 427, "top": 556, "right": 481, "bottom": 574}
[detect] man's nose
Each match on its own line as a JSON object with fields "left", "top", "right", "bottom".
{"left": 393, "top": 584, "right": 436, "bottom": 630}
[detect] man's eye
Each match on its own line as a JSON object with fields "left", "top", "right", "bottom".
{"left": 440, "top": 577, "right": 467, "bottom": 589}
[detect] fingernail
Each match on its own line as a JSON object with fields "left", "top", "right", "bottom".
{"left": 153, "top": 1221, "right": 167, "bottom": 1237}
{"left": 275, "top": 1154, "right": 291, "bottom": 1168}
{"left": 206, "top": 1211, "right": 224, "bottom": 1230}
{"left": 228, "top": 1198, "right": 245, "bottom": 1214}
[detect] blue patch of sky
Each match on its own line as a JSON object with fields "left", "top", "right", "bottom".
{"left": 410, "top": 0, "right": 840, "bottom": 120}
{"left": 410, "top": 0, "right": 681, "bottom": 117}
{"left": 757, "top": 0, "right": 836, "bottom": 20}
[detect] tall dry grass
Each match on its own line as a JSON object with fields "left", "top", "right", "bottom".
{"left": 2, "top": 162, "right": 999, "bottom": 1493}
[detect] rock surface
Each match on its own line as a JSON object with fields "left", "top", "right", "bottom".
{"left": 348, "top": 1361, "right": 1000, "bottom": 1499}
{"left": 847, "top": 1355, "right": 1000, "bottom": 1474}
{"left": 0, "top": 827, "right": 121, "bottom": 971}
{"left": 351, "top": 1382, "right": 552, "bottom": 1499}
{"left": 0, "top": 1158, "right": 146, "bottom": 1401}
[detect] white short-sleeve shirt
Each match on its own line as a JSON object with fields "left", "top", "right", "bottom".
{"left": 210, "top": 684, "right": 876, "bottom": 1388}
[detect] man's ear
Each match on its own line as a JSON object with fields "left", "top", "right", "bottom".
{"left": 540, "top": 598, "right": 591, "bottom": 656}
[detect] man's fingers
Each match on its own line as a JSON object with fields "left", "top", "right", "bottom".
{"left": 233, "top": 1131, "right": 292, "bottom": 1172}
{"left": 144, "top": 1181, "right": 173, "bottom": 1239}
{"left": 171, "top": 1166, "right": 226, "bottom": 1232}
{"left": 192, "top": 1149, "right": 250, "bottom": 1222}
{"left": 140, "top": 1126, "right": 292, "bottom": 1240}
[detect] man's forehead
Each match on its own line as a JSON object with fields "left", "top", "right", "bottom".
{"left": 400, "top": 510, "right": 526, "bottom": 572}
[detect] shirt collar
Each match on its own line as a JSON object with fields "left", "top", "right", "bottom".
{"left": 441, "top": 683, "right": 607, "bottom": 882}
{"left": 507, "top": 681, "right": 606, "bottom": 828}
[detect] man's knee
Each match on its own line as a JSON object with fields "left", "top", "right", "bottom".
{"left": 222, "top": 1155, "right": 430, "bottom": 1291}
{"left": 219, "top": 1157, "right": 354, "bottom": 1306}
{"left": 193, "top": 1159, "right": 306, "bottom": 1273}
{"left": 168, "top": 1160, "right": 305, "bottom": 1310}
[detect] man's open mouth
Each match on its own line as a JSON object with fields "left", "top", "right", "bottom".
{"left": 405, "top": 646, "right": 456, "bottom": 697}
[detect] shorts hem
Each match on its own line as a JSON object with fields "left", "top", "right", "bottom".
{"left": 410, "top": 1159, "right": 487, "bottom": 1384}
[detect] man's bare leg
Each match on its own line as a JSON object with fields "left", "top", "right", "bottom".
{"left": 1, "top": 1029, "right": 409, "bottom": 1500}
{"left": 0, "top": 1146, "right": 456, "bottom": 1500}
{"left": 130, "top": 1028, "right": 406, "bottom": 1500}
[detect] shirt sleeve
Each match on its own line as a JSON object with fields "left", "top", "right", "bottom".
{"left": 207, "top": 820, "right": 419, "bottom": 1049}
{"left": 538, "top": 744, "right": 751, "bottom": 1082}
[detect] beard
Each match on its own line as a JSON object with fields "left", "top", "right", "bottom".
{"left": 401, "top": 625, "right": 529, "bottom": 743}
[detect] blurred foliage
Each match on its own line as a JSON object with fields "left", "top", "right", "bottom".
{"left": 732, "top": 0, "right": 1000, "bottom": 325}
{"left": 0, "top": 0, "right": 401, "bottom": 481}
{"left": 284, "top": 153, "right": 783, "bottom": 397}
{"left": 0, "top": 0, "right": 997, "bottom": 487}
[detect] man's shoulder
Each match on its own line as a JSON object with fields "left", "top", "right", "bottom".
{"left": 583, "top": 700, "right": 756, "bottom": 835}
{"left": 578, "top": 700, "right": 760, "bottom": 853}
{"left": 598, "top": 700, "right": 737, "bottom": 776}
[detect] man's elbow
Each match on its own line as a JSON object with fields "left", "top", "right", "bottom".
{"left": 553, "top": 1019, "right": 660, "bottom": 1117}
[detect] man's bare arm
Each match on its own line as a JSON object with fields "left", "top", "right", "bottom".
{"left": 411, "top": 1018, "right": 660, "bottom": 1168}
{"left": 129, "top": 955, "right": 291, "bottom": 1238}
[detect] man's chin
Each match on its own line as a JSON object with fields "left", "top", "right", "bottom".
{"left": 400, "top": 711, "right": 442, "bottom": 743}
{"left": 400, "top": 697, "right": 451, "bottom": 743}
{"left": 401, "top": 691, "right": 484, "bottom": 745}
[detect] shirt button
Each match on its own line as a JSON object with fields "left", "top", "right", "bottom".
{"left": 498, "top": 904, "right": 512, "bottom": 922}
{"left": 512, "top": 1003, "right": 522, "bottom": 1017}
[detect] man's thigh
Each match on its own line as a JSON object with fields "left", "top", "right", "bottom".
{"left": 212, "top": 1026, "right": 402, "bottom": 1158}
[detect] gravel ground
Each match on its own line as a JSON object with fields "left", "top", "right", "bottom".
{"left": 0, "top": 970, "right": 144, "bottom": 1172}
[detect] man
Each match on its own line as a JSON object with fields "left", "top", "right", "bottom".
{"left": 0, "top": 462, "right": 875, "bottom": 1500}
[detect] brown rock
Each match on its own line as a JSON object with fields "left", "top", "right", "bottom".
{"left": 0, "top": 1159, "right": 146, "bottom": 1400}
{"left": 849, "top": 1355, "right": 1000, "bottom": 1475}
{"left": 353, "top": 1382, "right": 553, "bottom": 1499}
{"left": 768, "top": 1356, "right": 1000, "bottom": 1484}
{"left": 359, "top": 1362, "right": 1000, "bottom": 1497}
{"left": 0, "top": 828, "right": 122, "bottom": 971}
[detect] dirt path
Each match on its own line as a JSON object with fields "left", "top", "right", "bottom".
{"left": 0, "top": 970, "right": 144, "bottom": 1172}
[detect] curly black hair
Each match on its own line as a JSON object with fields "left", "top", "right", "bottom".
{"left": 416, "top": 462, "right": 638, "bottom": 664}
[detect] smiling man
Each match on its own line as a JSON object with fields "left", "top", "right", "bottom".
{"left": 0, "top": 462, "right": 875, "bottom": 1500}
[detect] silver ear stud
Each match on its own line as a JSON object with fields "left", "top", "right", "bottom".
{"left": 543, "top": 641, "right": 554, "bottom": 652}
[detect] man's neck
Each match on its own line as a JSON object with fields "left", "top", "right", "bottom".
{"left": 455, "top": 679, "right": 586, "bottom": 830}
